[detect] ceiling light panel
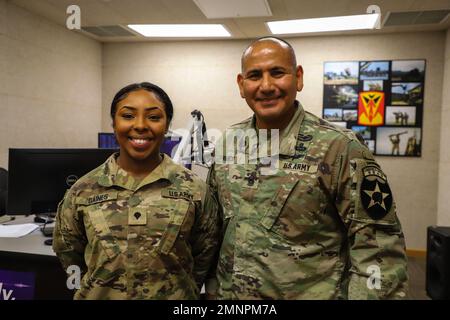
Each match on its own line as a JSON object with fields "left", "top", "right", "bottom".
{"left": 193, "top": 0, "right": 272, "bottom": 19}
{"left": 267, "top": 14, "right": 380, "bottom": 35}
{"left": 128, "top": 24, "right": 231, "bottom": 37}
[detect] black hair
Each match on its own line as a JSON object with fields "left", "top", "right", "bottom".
{"left": 110, "top": 82, "right": 174, "bottom": 126}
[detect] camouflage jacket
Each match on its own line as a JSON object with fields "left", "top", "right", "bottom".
{"left": 53, "top": 153, "right": 219, "bottom": 299}
{"left": 207, "top": 102, "right": 408, "bottom": 299}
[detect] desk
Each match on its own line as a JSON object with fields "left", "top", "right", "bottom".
{"left": 0, "top": 215, "right": 73, "bottom": 300}
{"left": 0, "top": 215, "right": 55, "bottom": 256}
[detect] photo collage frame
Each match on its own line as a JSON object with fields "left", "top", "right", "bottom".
{"left": 322, "top": 60, "right": 425, "bottom": 157}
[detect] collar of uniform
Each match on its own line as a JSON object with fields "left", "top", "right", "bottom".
{"left": 98, "top": 153, "right": 175, "bottom": 190}
{"left": 138, "top": 154, "right": 176, "bottom": 188}
{"left": 243, "top": 101, "right": 304, "bottom": 158}
{"left": 97, "top": 153, "right": 119, "bottom": 187}
{"left": 279, "top": 101, "right": 305, "bottom": 156}
{"left": 249, "top": 100, "right": 304, "bottom": 129}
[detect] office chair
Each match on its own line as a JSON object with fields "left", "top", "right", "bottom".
{"left": 0, "top": 167, "right": 7, "bottom": 215}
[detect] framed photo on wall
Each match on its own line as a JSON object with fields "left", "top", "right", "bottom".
{"left": 322, "top": 59, "right": 426, "bottom": 157}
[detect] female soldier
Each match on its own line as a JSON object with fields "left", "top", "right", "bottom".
{"left": 53, "top": 82, "right": 219, "bottom": 299}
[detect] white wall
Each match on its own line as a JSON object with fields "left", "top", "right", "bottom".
{"left": 103, "top": 32, "right": 446, "bottom": 250}
{"left": 437, "top": 29, "right": 450, "bottom": 227}
{"left": 0, "top": 1, "right": 102, "bottom": 169}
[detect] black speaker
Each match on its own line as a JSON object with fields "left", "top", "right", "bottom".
{"left": 426, "top": 226, "right": 450, "bottom": 300}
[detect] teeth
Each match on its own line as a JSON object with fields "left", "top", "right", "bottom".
{"left": 132, "top": 139, "right": 147, "bottom": 145}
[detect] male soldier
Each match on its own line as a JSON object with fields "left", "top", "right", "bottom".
{"left": 405, "top": 132, "right": 418, "bottom": 156}
{"left": 389, "top": 132, "right": 405, "bottom": 156}
{"left": 206, "top": 37, "right": 408, "bottom": 299}
{"left": 403, "top": 112, "right": 409, "bottom": 125}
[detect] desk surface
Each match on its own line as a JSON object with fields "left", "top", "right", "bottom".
{"left": 0, "top": 215, "right": 55, "bottom": 256}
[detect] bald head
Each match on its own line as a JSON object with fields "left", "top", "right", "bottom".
{"left": 237, "top": 36, "right": 304, "bottom": 130}
{"left": 241, "top": 37, "right": 297, "bottom": 72}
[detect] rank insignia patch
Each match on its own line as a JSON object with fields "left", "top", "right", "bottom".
{"left": 360, "top": 165, "right": 393, "bottom": 220}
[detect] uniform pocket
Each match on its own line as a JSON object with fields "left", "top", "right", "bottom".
{"left": 260, "top": 180, "right": 299, "bottom": 230}
{"left": 158, "top": 199, "right": 190, "bottom": 255}
{"left": 75, "top": 191, "right": 122, "bottom": 260}
{"left": 87, "top": 210, "right": 122, "bottom": 260}
{"left": 216, "top": 163, "right": 258, "bottom": 224}
{"left": 259, "top": 171, "right": 329, "bottom": 242}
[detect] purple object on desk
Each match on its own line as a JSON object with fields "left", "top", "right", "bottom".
{"left": 0, "top": 269, "right": 35, "bottom": 300}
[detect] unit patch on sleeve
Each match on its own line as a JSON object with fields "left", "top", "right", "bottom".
{"left": 360, "top": 165, "right": 393, "bottom": 220}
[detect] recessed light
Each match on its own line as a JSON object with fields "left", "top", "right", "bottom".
{"left": 267, "top": 14, "right": 380, "bottom": 35}
{"left": 193, "top": 0, "right": 272, "bottom": 19}
{"left": 128, "top": 24, "right": 231, "bottom": 37}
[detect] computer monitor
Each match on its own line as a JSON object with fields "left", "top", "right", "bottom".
{"left": 7, "top": 148, "right": 116, "bottom": 215}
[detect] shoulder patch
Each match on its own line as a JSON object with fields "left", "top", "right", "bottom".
{"left": 360, "top": 165, "right": 393, "bottom": 220}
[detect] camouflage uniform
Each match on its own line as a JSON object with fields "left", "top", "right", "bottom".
{"left": 53, "top": 153, "right": 219, "bottom": 299}
{"left": 207, "top": 102, "right": 408, "bottom": 299}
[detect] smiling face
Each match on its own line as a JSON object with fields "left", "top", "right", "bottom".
{"left": 113, "top": 89, "right": 168, "bottom": 172}
{"left": 237, "top": 40, "right": 303, "bottom": 129}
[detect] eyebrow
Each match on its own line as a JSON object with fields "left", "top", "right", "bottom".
{"left": 119, "top": 106, "right": 162, "bottom": 111}
{"left": 245, "top": 69, "right": 260, "bottom": 74}
{"left": 245, "top": 66, "right": 287, "bottom": 74}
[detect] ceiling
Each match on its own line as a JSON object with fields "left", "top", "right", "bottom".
{"left": 10, "top": 0, "right": 450, "bottom": 42}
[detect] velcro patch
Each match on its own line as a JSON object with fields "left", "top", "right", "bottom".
{"left": 85, "top": 192, "right": 117, "bottom": 205}
{"left": 363, "top": 165, "right": 386, "bottom": 180}
{"left": 161, "top": 189, "right": 193, "bottom": 201}
{"left": 128, "top": 208, "right": 147, "bottom": 226}
{"left": 280, "top": 161, "right": 318, "bottom": 173}
{"left": 360, "top": 165, "right": 393, "bottom": 220}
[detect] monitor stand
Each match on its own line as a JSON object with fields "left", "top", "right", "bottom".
{"left": 34, "top": 210, "right": 56, "bottom": 221}
{"left": 33, "top": 213, "right": 55, "bottom": 236}
{"left": 41, "top": 224, "right": 54, "bottom": 237}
